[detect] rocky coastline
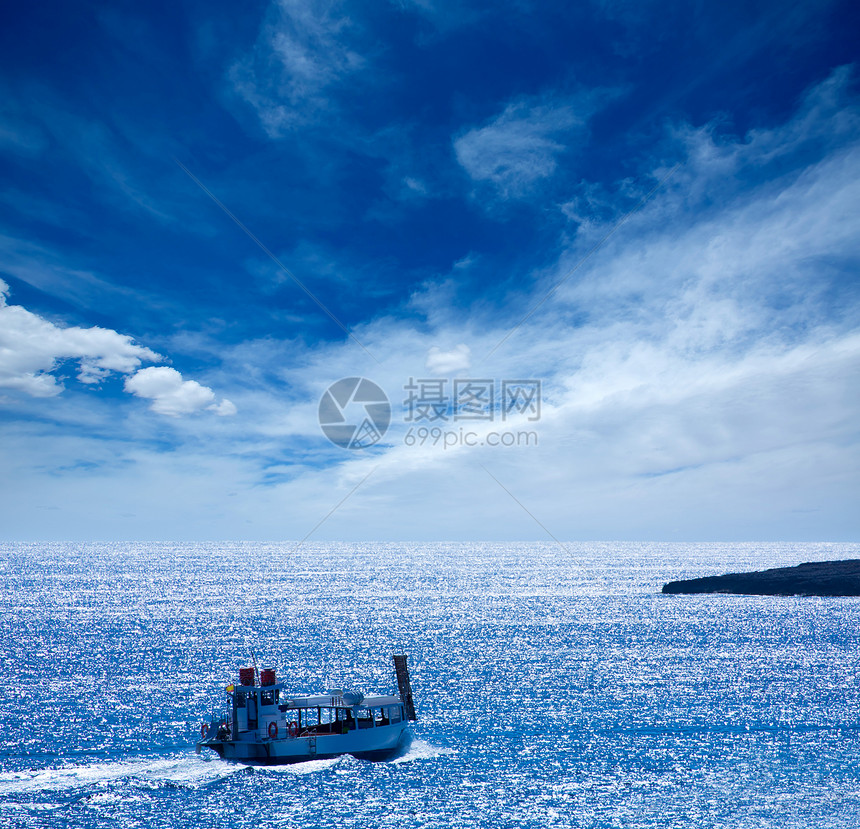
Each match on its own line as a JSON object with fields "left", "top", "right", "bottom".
{"left": 662, "top": 559, "right": 860, "bottom": 596}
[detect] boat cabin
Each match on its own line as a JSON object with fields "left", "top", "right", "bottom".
{"left": 226, "top": 667, "right": 405, "bottom": 741}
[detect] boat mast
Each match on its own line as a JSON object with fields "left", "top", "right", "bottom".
{"left": 392, "top": 653, "right": 417, "bottom": 721}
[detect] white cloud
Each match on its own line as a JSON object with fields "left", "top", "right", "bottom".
{"left": 210, "top": 398, "right": 239, "bottom": 417}
{"left": 124, "top": 367, "right": 236, "bottom": 417}
{"left": 425, "top": 344, "right": 471, "bottom": 374}
{"left": 290, "top": 68, "right": 860, "bottom": 539}
{"left": 402, "top": 176, "right": 427, "bottom": 196}
{"left": 2, "top": 70, "right": 859, "bottom": 541}
{"left": 230, "top": 0, "right": 367, "bottom": 136}
{"left": 0, "top": 280, "right": 234, "bottom": 417}
{"left": 454, "top": 95, "right": 597, "bottom": 197}
{"left": 0, "top": 279, "right": 160, "bottom": 397}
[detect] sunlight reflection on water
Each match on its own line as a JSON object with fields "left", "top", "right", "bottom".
{"left": 1, "top": 541, "right": 859, "bottom": 828}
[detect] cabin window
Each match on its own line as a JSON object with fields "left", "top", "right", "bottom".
{"left": 318, "top": 707, "right": 346, "bottom": 733}
{"left": 331, "top": 709, "right": 347, "bottom": 733}
{"left": 261, "top": 690, "right": 275, "bottom": 706}
{"left": 320, "top": 707, "right": 335, "bottom": 725}
{"left": 235, "top": 692, "right": 246, "bottom": 709}
{"left": 298, "top": 707, "right": 321, "bottom": 729}
{"left": 356, "top": 707, "right": 374, "bottom": 729}
{"left": 388, "top": 705, "right": 401, "bottom": 723}
{"left": 374, "top": 707, "right": 388, "bottom": 726}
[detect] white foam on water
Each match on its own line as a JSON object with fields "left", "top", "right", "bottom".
{"left": 391, "top": 738, "right": 454, "bottom": 764}
{"left": 0, "top": 754, "right": 240, "bottom": 796}
{"left": 260, "top": 757, "right": 341, "bottom": 775}
{"left": 0, "top": 801, "right": 62, "bottom": 812}
{"left": 86, "top": 791, "right": 142, "bottom": 805}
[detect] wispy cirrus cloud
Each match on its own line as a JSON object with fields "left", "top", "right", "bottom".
{"left": 454, "top": 92, "right": 609, "bottom": 199}
{"left": 553, "top": 72, "right": 860, "bottom": 329}
{"left": 230, "top": 0, "right": 368, "bottom": 136}
{"left": 246, "top": 66, "right": 859, "bottom": 539}
{"left": 0, "top": 234, "right": 143, "bottom": 312}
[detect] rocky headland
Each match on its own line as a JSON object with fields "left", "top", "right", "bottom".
{"left": 662, "top": 559, "right": 860, "bottom": 596}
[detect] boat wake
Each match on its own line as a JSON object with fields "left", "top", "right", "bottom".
{"left": 0, "top": 738, "right": 449, "bottom": 806}
{"left": 391, "top": 738, "right": 454, "bottom": 764}
{"left": 0, "top": 754, "right": 240, "bottom": 797}
{"left": 257, "top": 757, "right": 341, "bottom": 775}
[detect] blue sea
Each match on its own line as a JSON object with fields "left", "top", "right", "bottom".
{"left": 1, "top": 541, "right": 859, "bottom": 828}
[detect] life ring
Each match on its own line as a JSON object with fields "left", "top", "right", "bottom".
{"left": 268, "top": 721, "right": 278, "bottom": 739}
{"left": 200, "top": 722, "right": 208, "bottom": 738}
{"left": 287, "top": 720, "right": 299, "bottom": 738}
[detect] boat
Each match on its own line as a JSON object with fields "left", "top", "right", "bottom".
{"left": 195, "top": 653, "right": 417, "bottom": 764}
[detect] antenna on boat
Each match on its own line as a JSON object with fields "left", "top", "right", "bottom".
{"left": 393, "top": 653, "right": 417, "bottom": 721}
{"left": 250, "top": 647, "right": 259, "bottom": 682}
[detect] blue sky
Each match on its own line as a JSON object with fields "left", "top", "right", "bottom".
{"left": 1, "top": 0, "right": 858, "bottom": 542}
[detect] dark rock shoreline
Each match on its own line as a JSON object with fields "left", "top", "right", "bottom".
{"left": 662, "top": 559, "right": 860, "bottom": 596}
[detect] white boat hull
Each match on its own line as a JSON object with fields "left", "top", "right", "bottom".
{"left": 199, "top": 721, "right": 409, "bottom": 764}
